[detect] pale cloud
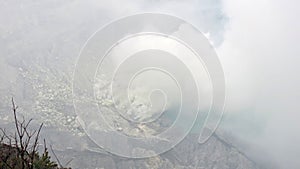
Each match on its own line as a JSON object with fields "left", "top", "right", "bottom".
{"left": 4, "top": 0, "right": 300, "bottom": 168}
{"left": 218, "top": 0, "right": 300, "bottom": 168}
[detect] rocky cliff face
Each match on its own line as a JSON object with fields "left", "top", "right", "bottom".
{"left": 54, "top": 133, "right": 259, "bottom": 169}
{"left": 0, "top": 62, "right": 260, "bottom": 169}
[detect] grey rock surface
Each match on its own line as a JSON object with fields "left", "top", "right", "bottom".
{"left": 54, "top": 134, "right": 259, "bottom": 169}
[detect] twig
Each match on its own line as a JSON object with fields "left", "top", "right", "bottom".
{"left": 50, "top": 144, "right": 63, "bottom": 168}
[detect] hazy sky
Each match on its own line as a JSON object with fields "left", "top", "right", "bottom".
{"left": 1, "top": 0, "right": 300, "bottom": 168}
{"left": 218, "top": 0, "right": 300, "bottom": 168}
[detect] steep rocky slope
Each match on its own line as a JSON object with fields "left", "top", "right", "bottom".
{"left": 54, "top": 133, "right": 259, "bottom": 169}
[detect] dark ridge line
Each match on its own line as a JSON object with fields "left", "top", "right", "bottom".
{"left": 212, "top": 133, "right": 261, "bottom": 169}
